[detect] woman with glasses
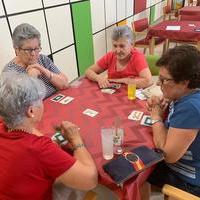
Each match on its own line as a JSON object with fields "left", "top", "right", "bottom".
{"left": 140, "top": 45, "right": 200, "bottom": 199}
{"left": 3, "top": 23, "right": 68, "bottom": 98}
{"left": 85, "top": 25, "right": 152, "bottom": 89}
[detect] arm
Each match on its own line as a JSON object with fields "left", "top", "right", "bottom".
{"left": 56, "top": 121, "right": 98, "bottom": 190}
{"left": 150, "top": 104, "right": 198, "bottom": 163}
{"left": 109, "top": 68, "right": 153, "bottom": 88}
{"left": 27, "top": 64, "right": 68, "bottom": 90}
{"left": 152, "top": 123, "right": 197, "bottom": 163}
{"left": 85, "top": 64, "right": 111, "bottom": 88}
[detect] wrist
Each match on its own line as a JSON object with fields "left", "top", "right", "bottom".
{"left": 73, "top": 143, "right": 85, "bottom": 151}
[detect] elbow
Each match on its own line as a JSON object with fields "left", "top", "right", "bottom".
{"left": 82, "top": 169, "right": 98, "bottom": 190}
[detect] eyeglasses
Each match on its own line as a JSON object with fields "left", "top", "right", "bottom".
{"left": 158, "top": 76, "right": 174, "bottom": 85}
{"left": 19, "top": 47, "right": 42, "bottom": 54}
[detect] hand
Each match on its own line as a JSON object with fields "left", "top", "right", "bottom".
{"left": 60, "top": 121, "right": 83, "bottom": 146}
{"left": 150, "top": 104, "right": 163, "bottom": 120}
{"left": 96, "top": 75, "right": 111, "bottom": 88}
{"left": 109, "top": 78, "right": 129, "bottom": 84}
{"left": 27, "top": 67, "right": 41, "bottom": 78}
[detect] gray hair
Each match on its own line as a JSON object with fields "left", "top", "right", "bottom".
{"left": 0, "top": 72, "right": 45, "bottom": 128}
{"left": 111, "top": 25, "right": 134, "bottom": 44}
{"left": 12, "top": 23, "right": 41, "bottom": 48}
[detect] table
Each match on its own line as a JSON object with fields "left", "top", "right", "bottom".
{"left": 38, "top": 78, "right": 154, "bottom": 200}
{"left": 147, "top": 20, "right": 200, "bottom": 52}
{"left": 179, "top": 6, "right": 200, "bottom": 16}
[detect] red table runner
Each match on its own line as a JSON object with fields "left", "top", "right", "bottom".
{"left": 38, "top": 78, "right": 154, "bottom": 200}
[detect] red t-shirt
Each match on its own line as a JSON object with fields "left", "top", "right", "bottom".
{"left": 0, "top": 122, "right": 76, "bottom": 200}
{"left": 97, "top": 48, "right": 148, "bottom": 79}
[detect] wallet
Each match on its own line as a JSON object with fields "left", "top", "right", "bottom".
{"left": 103, "top": 145, "right": 164, "bottom": 185}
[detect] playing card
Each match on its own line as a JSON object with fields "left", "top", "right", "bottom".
{"left": 51, "top": 132, "right": 68, "bottom": 145}
{"left": 101, "top": 88, "right": 116, "bottom": 94}
{"left": 128, "top": 111, "right": 144, "bottom": 121}
{"left": 59, "top": 96, "right": 74, "bottom": 104}
{"left": 136, "top": 90, "right": 147, "bottom": 100}
{"left": 109, "top": 84, "right": 121, "bottom": 89}
{"left": 140, "top": 115, "right": 152, "bottom": 126}
{"left": 50, "top": 94, "right": 65, "bottom": 102}
{"left": 83, "top": 109, "right": 98, "bottom": 117}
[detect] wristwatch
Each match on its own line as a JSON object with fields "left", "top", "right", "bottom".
{"left": 123, "top": 152, "right": 145, "bottom": 171}
{"left": 151, "top": 119, "right": 163, "bottom": 125}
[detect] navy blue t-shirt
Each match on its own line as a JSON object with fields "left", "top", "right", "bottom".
{"left": 165, "top": 91, "right": 200, "bottom": 186}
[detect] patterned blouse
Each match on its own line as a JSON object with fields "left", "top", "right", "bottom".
{"left": 3, "top": 54, "right": 60, "bottom": 98}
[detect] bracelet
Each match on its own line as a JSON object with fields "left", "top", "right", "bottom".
{"left": 73, "top": 143, "right": 85, "bottom": 151}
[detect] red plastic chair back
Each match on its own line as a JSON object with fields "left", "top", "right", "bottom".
{"left": 132, "top": 18, "right": 148, "bottom": 32}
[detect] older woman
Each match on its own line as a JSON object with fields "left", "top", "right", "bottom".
{"left": 0, "top": 72, "right": 97, "bottom": 200}
{"left": 85, "top": 25, "right": 152, "bottom": 88}
{"left": 3, "top": 23, "right": 68, "bottom": 98}
{"left": 141, "top": 45, "right": 200, "bottom": 198}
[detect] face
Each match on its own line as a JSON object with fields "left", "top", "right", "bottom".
{"left": 112, "top": 38, "right": 132, "bottom": 61}
{"left": 157, "top": 67, "right": 189, "bottom": 101}
{"left": 16, "top": 38, "right": 41, "bottom": 66}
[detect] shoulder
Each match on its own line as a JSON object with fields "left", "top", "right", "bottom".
{"left": 130, "top": 48, "right": 145, "bottom": 59}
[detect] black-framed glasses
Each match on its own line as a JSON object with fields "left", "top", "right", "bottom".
{"left": 158, "top": 76, "right": 174, "bottom": 85}
{"left": 19, "top": 47, "right": 42, "bottom": 54}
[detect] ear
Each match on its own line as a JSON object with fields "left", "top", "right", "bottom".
{"left": 26, "top": 106, "right": 35, "bottom": 118}
{"left": 183, "top": 80, "right": 189, "bottom": 87}
{"left": 15, "top": 48, "right": 19, "bottom": 56}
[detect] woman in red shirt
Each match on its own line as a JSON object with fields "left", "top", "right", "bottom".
{"left": 85, "top": 25, "right": 152, "bottom": 89}
{"left": 0, "top": 72, "right": 97, "bottom": 200}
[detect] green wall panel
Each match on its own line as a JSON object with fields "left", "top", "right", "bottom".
{"left": 72, "top": 1, "right": 94, "bottom": 75}
{"left": 150, "top": 5, "right": 156, "bottom": 25}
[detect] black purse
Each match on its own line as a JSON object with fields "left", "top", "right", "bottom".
{"left": 103, "top": 145, "right": 164, "bottom": 185}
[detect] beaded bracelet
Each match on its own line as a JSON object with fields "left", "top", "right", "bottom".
{"left": 73, "top": 143, "right": 85, "bottom": 151}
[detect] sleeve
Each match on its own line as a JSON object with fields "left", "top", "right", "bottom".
{"left": 133, "top": 52, "right": 148, "bottom": 74}
{"left": 40, "top": 55, "right": 60, "bottom": 74}
{"left": 97, "top": 52, "right": 113, "bottom": 70}
{"left": 37, "top": 137, "right": 76, "bottom": 179}
{"left": 169, "top": 101, "right": 200, "bottom": 129}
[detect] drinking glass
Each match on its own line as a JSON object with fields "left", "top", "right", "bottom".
{"left": 101, "top": 128, "right": 114, "bottom": 160}
{"left": 113, "top": 128, "right": 124, "bottom": 154}
{"left": 128, "top": 83, "right": 136, "bottom": 100}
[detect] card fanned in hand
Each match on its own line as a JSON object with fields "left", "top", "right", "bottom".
{"left": 103, "top": 146, "right": 164, "bottom": 185}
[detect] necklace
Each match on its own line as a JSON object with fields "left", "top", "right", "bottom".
{"left": 8, "top": 128, "right": 32, "bottom": 134}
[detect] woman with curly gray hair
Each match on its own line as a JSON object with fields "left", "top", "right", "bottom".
{"left": 0, "top": 72, "right": 97, "bottom": 200}
{"left": 140, "top": 45, "right": 200, "bottom": 199}
{"left": 3, "top": 23, "right": 68, "bottom": 98}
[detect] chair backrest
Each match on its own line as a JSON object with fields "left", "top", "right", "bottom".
{"left": 146, "top": 55, "right": 160, "bottom": 76}
{"left": 162, "top": 184, "right": 200, "bottom": 200}
{"left": 179, "top": 14, "right": 200, "bottom": 21}
{"left": 132, "top": 18, "right": 149, "bottom": 32}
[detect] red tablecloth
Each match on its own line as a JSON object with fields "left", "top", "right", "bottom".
{"left": 179, "top": 6, "right": 200, "bottom": 15}
{"left": 147, "top": 20, "right": 200, "bottom": 42}
{"left": 38, "top": 78, "right": 154, "bottom": 200}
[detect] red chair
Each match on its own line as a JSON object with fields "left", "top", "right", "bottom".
{"left": 131, "top": 18, "right": 165, "bottom": 55}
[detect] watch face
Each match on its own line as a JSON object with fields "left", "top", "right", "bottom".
{"left": 124, "top": 152, "right": 139, "bottom": 163}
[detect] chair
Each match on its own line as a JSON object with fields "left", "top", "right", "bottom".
{"left": 162, "top": 184, "right": 200, "bottom": 200}
{"left": 84, "top": 191, "right": 97, "bottom": 200}
{"left": 163, "top": 5, "right": 174, "bottom": 20}
{"left": 188, "top": 0, "right": 196, "bottom": 6}
{"left": 146, "top": 55, "right": 160, "bottom": 76}
{"left": 131, "top": 18, "right": 165, "bottom": 55}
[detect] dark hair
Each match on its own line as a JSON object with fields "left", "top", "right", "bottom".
{"left": 156, "top": 45, "right": 200, "bottom": 89}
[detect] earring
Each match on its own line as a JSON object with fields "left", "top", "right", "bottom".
{"left": 31, "top": 115, "right": 34, "bottom": 118}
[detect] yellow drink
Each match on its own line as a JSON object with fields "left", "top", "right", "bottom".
{"left": 128, "top": 84, "right": 136, "bottom": 100}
